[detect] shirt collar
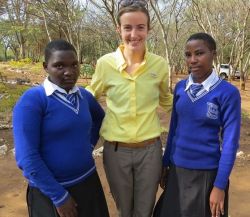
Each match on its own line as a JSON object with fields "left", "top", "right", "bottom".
{"left": 115, "top": 44, "right": 148, "bottom": 72}
{"left": 43, "top": 77, "right": 82, "bottom": 98}
{"left": 185, "top": 69, "right": 219, "bottom": 91}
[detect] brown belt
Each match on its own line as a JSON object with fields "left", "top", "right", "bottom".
{"left": 107, "top": 137, "right": 160, "bottom": 149}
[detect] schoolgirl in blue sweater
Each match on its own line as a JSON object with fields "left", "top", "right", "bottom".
{"left": 155, "top": 33, "right": 241, "bottom": 217}
{"left": 13, "top": 40, "right": 109, "bottom": 217}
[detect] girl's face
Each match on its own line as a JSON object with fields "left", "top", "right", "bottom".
{"left": 118, "top": 11, "right": 149, "bottom": 53}
{"left": 185, "top": 39, "right": 216, "bottom": 83}
{"left": 43, "top": 50, "right": 79, "bottom": 92}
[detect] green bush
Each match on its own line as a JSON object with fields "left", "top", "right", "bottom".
{"left": 242, "top": 110, "right": 250, "bottom": 119}
{"left": 0, "top": 83, "right": 29, "bottom": 113}
{"left": 9, "top": 58, "right": 33, "bottom": 68}
{"left": 20, "top": 58, "right": 33, "bottom": 64}
{"left": 80, "top": 64, "right": 95, "bottom": 77}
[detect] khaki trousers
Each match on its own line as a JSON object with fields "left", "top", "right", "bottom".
{"left": 103, "top": 139, "right": 162, "bottom": 217}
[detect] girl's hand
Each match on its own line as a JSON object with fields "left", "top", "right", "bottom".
{"left": 56, "top": 196, "right": 78, "bottom": 217}
{"left": 209, "top": 186, "right": 225, "bottom": 217}
{"left": 160, "top": 167, "right": 169, "bottom": 189}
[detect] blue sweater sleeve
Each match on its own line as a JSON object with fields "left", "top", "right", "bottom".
{"left": 83, "top": 88, "right": 105, "bottom": 146}
{"left": 163, "top": 84, "right": 179, "bottom": 167}
{"left": 13, "top": 88, "right": 69, "bottom": 207}
{"left": 214, "top": 87, "right": 241, "bottom": 189}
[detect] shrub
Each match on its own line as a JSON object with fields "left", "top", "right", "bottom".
{"left": 9, "top": 58, "right": 33, "bottom": 68}
{"left": 80, "top": 64, "right": 95, "bottom": 77}
{"left": 0, "top": 83, "right": 29, "bottom": 113}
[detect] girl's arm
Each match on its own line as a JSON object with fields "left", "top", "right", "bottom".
{"left": 210, "top": 86, "right": 241, "bottom": 217}
{"left": 84, "top": 89, "right": 105, "bottom": 146}
{"left": 13, "top": 89, "right": 71, "bottom": 208}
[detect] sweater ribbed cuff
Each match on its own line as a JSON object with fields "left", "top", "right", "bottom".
{"left": 54, "top": 191, "right": 70, "bottom": 207}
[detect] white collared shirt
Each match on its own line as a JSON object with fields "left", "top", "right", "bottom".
{"left": 43, "top": 77, "right": 82, "bottom": 98}
{"left": 43, "top": 78, "right": 83, "bottom": 114}
{"left": 185, "top": 70, "right": 219, "bottom": 92}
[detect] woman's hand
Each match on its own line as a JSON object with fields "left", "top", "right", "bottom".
{"left": 160, "top": 167, "right": 169, "bottom": 189}
{"left": 209, "top": 186, "right": 225, "bottom": 217}
{"left": 56, "top": 196, "right": 78, "bottom": 217}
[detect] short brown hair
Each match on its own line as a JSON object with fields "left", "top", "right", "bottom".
{"left": 117, "top": 4, "right": 150, "bottom": 30}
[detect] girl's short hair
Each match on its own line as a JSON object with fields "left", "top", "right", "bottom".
{"left": 44, "top": 39, "right": 77, "bottom": 63}
{"left": 187, "top": 32, "right": 216, "bottom": 51}
{"left": 117, "top": 0, "right": 150, "bottom": 29}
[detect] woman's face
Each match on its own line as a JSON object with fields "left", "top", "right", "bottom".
{"left": 185, "top": 39, "right": 215, "bottom": 83}
{"left": 118, "top": 11, "right": 149, "bottom": 53}
{"left": 43, "top": 50, "right": 79, "bottom": 92}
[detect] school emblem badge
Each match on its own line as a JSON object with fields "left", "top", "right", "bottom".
{"left": 207, "top": 102, "right": 219, "bottom": 119}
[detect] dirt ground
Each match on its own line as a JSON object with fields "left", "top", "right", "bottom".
{"left": 0, "top": 71, "right": 250, "bottom": 217}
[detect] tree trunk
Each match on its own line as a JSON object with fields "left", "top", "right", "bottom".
{"left": 43, "top": 9, "right": 52, "bottom": 42}
{"left": 4, "top": 46, "right": 8, "bottom": 61}
{"left": 20, "top": 35, "right": 26, "bottom": 59}
{"left": 240, "top": 76, "right": 246, "bottom": 90}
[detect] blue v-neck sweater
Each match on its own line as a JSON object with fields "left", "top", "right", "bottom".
{"left": 163, "top": 79, "right": 241, "bottom": 189}
{"left": 13, "top": 85, "right": 104, "bottom": 206}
